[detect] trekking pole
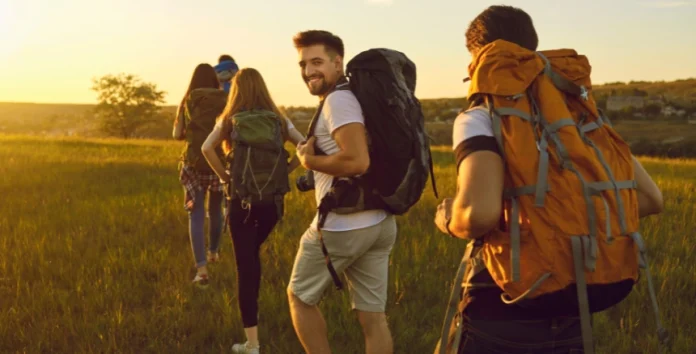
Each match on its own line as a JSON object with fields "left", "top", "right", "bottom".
{"left": 436, "top": 240, "right": 478, "bottom": 354}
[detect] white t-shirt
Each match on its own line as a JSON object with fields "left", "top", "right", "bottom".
{"left": 452, "top": 107, "right": 494, "bottom": 148}
{"left": 285, "top": 116, "right": 296, "bottom": 131}
{"left": 451, "top": 107, "right": 501, "bottom": 168}
{"left": 310, "top": 87, "right": 388, "bottom": 231}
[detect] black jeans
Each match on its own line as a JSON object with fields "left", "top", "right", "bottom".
{"left": 458, "top": 315, "right": 585, "bottom": 354}
{"left": 227, "top": 200, "right": 279, "bottom": 328}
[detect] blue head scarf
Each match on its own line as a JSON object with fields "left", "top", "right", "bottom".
{"left": 214, "top": 60, "right": 239, "bottom": 93}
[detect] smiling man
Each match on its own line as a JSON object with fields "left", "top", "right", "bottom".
{"left": 286, "top": 30, "right": 397, "bottom": 354}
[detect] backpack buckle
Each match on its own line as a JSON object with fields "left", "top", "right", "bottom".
{"left": 580, "top": 86, "right": 589, "bottom": 101}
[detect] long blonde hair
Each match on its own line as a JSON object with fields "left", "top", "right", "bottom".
{"left": 217, "top": 68, "right": 289, "bottom": 154}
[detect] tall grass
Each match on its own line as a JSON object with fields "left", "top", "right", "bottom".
{"left": 0, "top": 135, "right": 693, "bottom": 353}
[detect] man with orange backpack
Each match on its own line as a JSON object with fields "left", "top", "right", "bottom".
{"left": 433, "top": 5, "right": 667, "bottom": 354}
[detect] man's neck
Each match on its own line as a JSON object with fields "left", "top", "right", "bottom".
{"left": 319, "top": 76, "right": 348, "bottom": 101}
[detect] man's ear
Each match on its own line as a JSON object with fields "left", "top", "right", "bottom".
{"left": 334, "top": 55, "right": 343, "bottom": 71}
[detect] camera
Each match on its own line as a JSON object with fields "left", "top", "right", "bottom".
{"left": 296, "top": 170, "right": 316, "bottom": 192}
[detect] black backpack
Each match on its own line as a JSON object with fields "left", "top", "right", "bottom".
{"left": 304, "top": 48, "right": 438, "bottom": 289}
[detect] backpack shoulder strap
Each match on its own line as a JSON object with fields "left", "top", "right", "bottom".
{"left": 305, "top": 76, "right": 351, "bottom": 139}
{"left": 306, "top": 99, "right": 325, "bottom": 139}
{"left": 183, "top": 98, "right": 192, "bottom": 121}
{"left": 183, "top": 98, "right": 208, "bottom": 131}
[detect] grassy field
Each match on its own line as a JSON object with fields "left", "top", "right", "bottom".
{"left": 0, "top": 135, "right": 694, "bottom": 353}
{"left": 3, "top": 101, "right": 696, "bottom": 149}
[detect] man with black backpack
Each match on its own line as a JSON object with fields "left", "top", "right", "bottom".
{"left": 286, "top": 30, "right": 395, "bottom": 354}
{"left": 287, "top": 29, "right": 437, "bottom": 354}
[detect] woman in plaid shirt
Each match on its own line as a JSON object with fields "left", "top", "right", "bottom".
{"left": 173, "top": 63, "right": 228, "bottom": 288}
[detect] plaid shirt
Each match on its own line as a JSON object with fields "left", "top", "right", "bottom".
{"left": 179, "top": 164, "right": 226, "bottom": 211}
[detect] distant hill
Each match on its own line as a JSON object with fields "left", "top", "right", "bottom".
{"left": 429, "top": 77, "right": 696, "bottom": 122}
{"left": 1, "top": 77, "right": 695, "bottom": 143}
{"left": 593, "top": 78, "right": 696, "bottom": 102}
{"left": 0, "top": 102, "right": 177, "bottom": 138}
{"left": 281, "top": 78, "right": 696, "bottom": 124}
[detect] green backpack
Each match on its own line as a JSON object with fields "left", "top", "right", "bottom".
{"left": 182, "top": 88, "right": 228, "bottom": 172}
{"left": 225, "top": 109, "right": 290, "bottom": 218}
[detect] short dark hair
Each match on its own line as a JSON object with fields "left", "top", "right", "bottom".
{"left": 465, "top": 5, "right": 538, "bottom": 53}
{"left": 218, "top": 54, "right": 234, "bottom": 63}
{"left": 292, "top": 30, "right": 344, "bottom": 58}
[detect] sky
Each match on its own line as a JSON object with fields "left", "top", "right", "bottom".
{"left": 0, "top": 0, "right": 695, "bottom": 108}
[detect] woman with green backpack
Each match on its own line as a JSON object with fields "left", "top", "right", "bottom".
{"left": 202, "top": 67, "right": 304, "bottom": 353}
{"left": 173, "top": 63, "right": 228, "bottom": 288}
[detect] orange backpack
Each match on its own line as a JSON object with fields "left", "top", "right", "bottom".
{"left": 436, "top": 40, "right": 667, "bottom": 354}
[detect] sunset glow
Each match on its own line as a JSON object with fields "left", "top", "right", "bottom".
{"left": 0, "top": 0, "right": 694, "bottom": 107}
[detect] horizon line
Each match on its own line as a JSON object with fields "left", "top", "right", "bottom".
{"left": 2, "top": 76, "right": 694, "bottom": 108}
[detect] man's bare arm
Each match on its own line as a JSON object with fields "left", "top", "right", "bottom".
{"left": 447, "top": 151, "right": 505, "bottom": 239}
{"left": 633, "top": 155, "right": 664, "bottom": 217}
{"left": 298, "top": 123, "right": 370, "bottom": 177}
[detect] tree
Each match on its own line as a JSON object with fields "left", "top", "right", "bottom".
{"left": 632, "top": 88, "right": 648, "bottom": 97}
{"left": 606, "top": 109, "right": 622, "bottom": 123}
{"left": 91, "top": 73, "right": 166, "bottom": 139}
{"left": 643, "top": 103, "right": 662, "bottom": 117}
{"left": 620, "top": 106, "right": 635, "bottom": 119}
{"left": 594, "top": 96, "right": 608, "bottom": 110}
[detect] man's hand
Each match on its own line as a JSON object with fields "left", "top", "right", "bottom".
{"left": 434, "top": 198, "right": 454, "bottom": 236}
{"left": 296, "top": 136, "right": 316, "bottom": 169}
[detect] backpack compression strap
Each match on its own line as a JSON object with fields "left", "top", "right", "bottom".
{"left": 305, "top": 75, "right": 352, "bottom": 291}
{"left": 534, "top": 55, "right": 669, "bottom": 353}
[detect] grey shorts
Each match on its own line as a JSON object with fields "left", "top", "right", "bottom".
{"left": 287, "top": 215, "right": 397, "bottom": 312}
